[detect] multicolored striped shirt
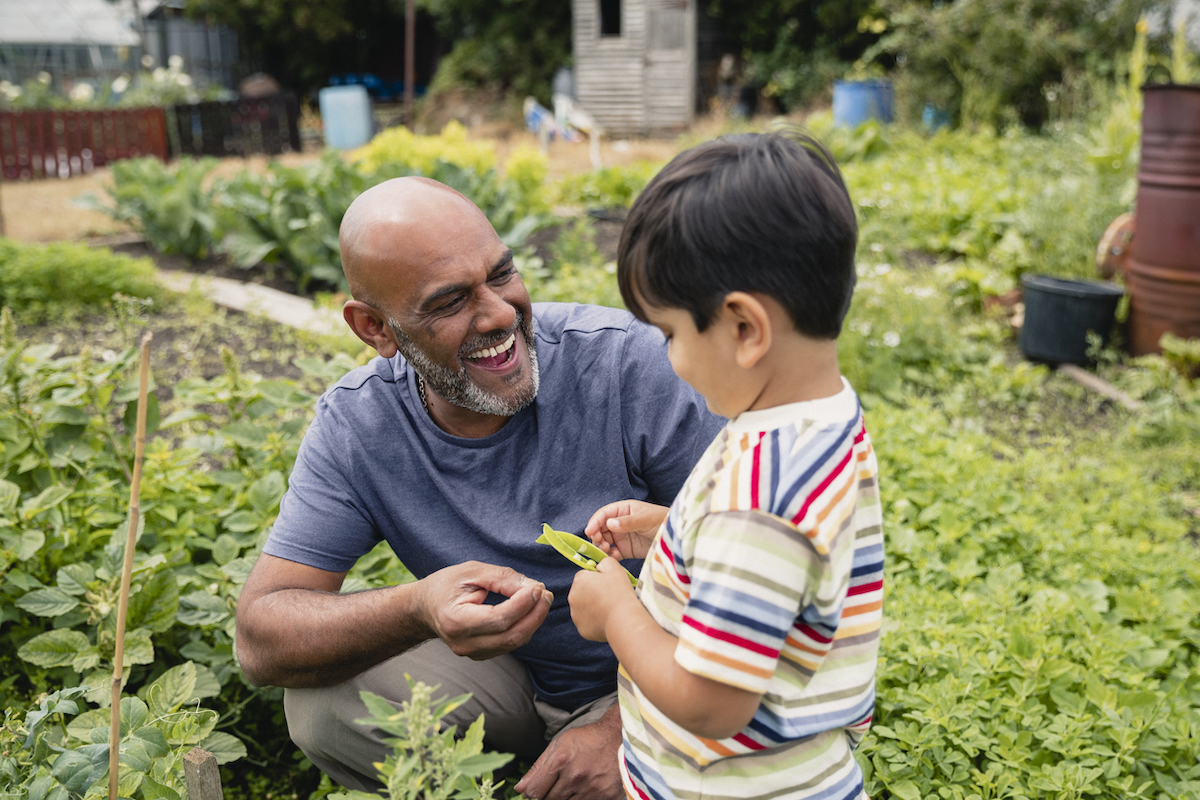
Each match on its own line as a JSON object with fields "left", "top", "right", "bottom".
{"left": 617, "top": 379, "right": 883, "bottom": 800}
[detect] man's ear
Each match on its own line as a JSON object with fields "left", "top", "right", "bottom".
{"left": 722, "top": 292, "right": 772, "bottom": 370}
{"left": 343, "top": 300, "right": 399, "bottom": 358}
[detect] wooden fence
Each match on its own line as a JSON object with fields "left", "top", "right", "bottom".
{"left": 0, "top": 108, "right": 169, "bottom": 181}
{"left": 0, "top": 94, "right": 302, "bottom": 182}
{"left": 172, "top": 94, "right": 301, "bottom": 159}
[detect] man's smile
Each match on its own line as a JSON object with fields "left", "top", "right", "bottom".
{"left": 465, "top": 331, "right": 518, "bottom": 369}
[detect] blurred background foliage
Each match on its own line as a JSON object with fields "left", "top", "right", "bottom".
{"left": 167, "top": 0, "right": 1189, "bottom": 132}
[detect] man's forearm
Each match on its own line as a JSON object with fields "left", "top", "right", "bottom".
{"left": 237, "top": 582, "right": 431, "bottom": 688}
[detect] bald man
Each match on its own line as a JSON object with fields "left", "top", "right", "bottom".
{"left": 235, "top": 178, "right": 722, "bottom": 797}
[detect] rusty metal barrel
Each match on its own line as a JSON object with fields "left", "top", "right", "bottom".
{"left": 1126, "top": 83, "right": 1200, "bottom": 354}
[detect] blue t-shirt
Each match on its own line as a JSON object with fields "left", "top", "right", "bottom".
{"left": 264, "top": 302, "right": 723, "bottom": 710}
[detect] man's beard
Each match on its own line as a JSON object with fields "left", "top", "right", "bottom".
{"left": 389, "top": 310, "right": 540, "bottom": 417}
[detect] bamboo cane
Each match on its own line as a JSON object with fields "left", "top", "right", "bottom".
{"left": 109, "top": 331, "right": 152, "bottom": 800}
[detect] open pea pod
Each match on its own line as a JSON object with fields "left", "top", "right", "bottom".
{"left": 537, "top": 523, "right": 639, "bottom": 587}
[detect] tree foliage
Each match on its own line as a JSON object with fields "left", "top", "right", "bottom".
{"left": 183, "top": 0, "right": 411, "bottom": 95}
{"left": 868, "top": 0, "right": 1169, "bottom": 129}
{"left": 420, "top": 0, "right": 571, "bottom": 103}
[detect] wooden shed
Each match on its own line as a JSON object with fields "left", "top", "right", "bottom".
{"left": 572, "top": 0, "right": 697, "bottom": 136}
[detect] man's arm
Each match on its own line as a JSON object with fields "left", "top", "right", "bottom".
{"left": 236, "top": 553, "right": 553, "bottom": 688}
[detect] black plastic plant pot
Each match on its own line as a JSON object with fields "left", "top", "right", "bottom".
{"left": 1018, "top": 274, "right": 1125, "bottom": 366}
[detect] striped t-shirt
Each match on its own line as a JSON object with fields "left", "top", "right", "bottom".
{"left": 617, "top": 379, "right": 884, "bottom": 800}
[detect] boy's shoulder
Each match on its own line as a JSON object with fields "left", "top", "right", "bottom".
{"left": 704, "top": 381, "right": 870, "bottom": 519}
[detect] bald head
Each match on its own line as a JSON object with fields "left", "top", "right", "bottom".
{"left": 339, "top": 177, "right": 497, "bottom": 308}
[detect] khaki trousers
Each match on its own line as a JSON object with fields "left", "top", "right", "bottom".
{"left": 283, "top": 639, "right": 617, "bottom": 792}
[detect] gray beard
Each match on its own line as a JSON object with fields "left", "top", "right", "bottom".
{"left": 388, "top": 310, "right": 539, "bottom": 417}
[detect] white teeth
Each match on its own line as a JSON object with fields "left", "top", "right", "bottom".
{"left": 468, "top": 332, "right": 515, "bottom": 360}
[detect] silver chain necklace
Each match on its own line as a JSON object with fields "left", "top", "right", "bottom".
{"left": 415, "top": 372, "right": 430, "bottom": 414}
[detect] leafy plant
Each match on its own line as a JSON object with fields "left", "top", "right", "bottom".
{"left": 216, "top": 153, "right": 371, "bottom": 292}
{"left": 517, "top": 217, "right": 622, "bottom": 309}
{"left": 0, "top": 240, "right": 161, "bottom": 324}
{"left": 81, "top": 156, "right": 220, "bottom": 260}
{"left": 872, "top": 0, "right": 1164, "bottom": 129}
{"left": 330, "top": 680, "right": 512, "bottom": 800}
{"left": 0, "top": 668, "right": 239, "bottom": 800}
{"left": 353, "top": 121, "right": 496, "bottom": 178}
{"left": 553, "top": 162, "right": 661, "bottom": 209}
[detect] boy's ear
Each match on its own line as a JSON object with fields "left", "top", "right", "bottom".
{"left": 344, "top": 300, "right": 400, "bottom": 358}
{"left": 721, "top": 292, "right": 772, "bottom": 370}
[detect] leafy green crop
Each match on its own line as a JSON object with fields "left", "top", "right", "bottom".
{"left": 0, "top": 239, "right": 160, "bottom": 324}
{"left": 859, "top": 396, "right": 1200, "bottom": 800}
{"left": 331, "top": 679, "right": 513, "bottom": 800}
{"left": 80, "top": 157, "right": 219, "bottom": 260}
{"left": 553, "top": 162, "right": 661, "bottom": 209}
{"left": 216, "top": 153, "right": 371, "bottom": 292}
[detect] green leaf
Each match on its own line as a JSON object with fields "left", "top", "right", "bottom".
{"left": 119, "top": 696, "right": 150, "bottom": 732}
{"left": 153, "top": 503, "right": 178, "bottom": 523}
{"left": 221, "top": 510, "right": 260, "bottom": 533}
{"left": 255, "top": 381, "right": 313, "bottom": 408}
{"left": 115, "top": 372, "right": 159, "bottom": 403}
{"left": 57, "top": 562, "right": 95, "bottom": 596}
{"left": 143, "top": 661, "right": 198, "bottom": 714}
{"left": 18, "top": 629, "right": 90, "bottom": 667}
{"left": 200, "top": 731, "right": 247, "bottom": 764}
{"left": 212, "top": 533, "right": 239, "bottom": 565}
{"left": 20, "top": 484, "right": 72, "bottom": 519}
{"left": 222, "top": 421, "right": 267, "bottom": 447}
{"left": 123, "top": 392, "right": 161, "bottom": 436}
{"left": 51, "top": 748, "right": 104, "bottom": 793}
{"left": 123, "top": 630, "right": 155, "bottom": 665}
{"left": 454, "top": 752, "right": 514, "bottom": 775}
{"left": 890, "top": 780, "right": 923, "bottom": 800}
{"left": 127, "top": 570, "right": 179, "bottom": 634}
{"left": 176, "top": 591, "right": 230, "bottom": 626}
{"left": 43, "top": 405, "right": 90, "bottom": 425}
{"left": 16, "top": 587, "right": 79, "bottom": 617}
{"left": 247, "top": 471, "right": 286, "bottom": 513}
{"left": 158, "top": 408, "right": 209, "bottom": 429}
{"left": 70, "top": 644, "right": 101, "bottom": 672}
{"left": 0, "top": 478, "right": 20, "bottom": 513}
{"left": 18, "top": 529, "right": 45, "bottom": 560}
{"left": 140, "top": 775, "right": 182, "bottom": 800}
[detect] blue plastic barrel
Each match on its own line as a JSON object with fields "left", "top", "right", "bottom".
{"left": 318, "top": 85, "right": 373, "bottom": 150}
{"left": 832, "top": 80, "right": 894, "bottom": 128}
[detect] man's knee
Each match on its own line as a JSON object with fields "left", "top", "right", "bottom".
{"left": 282, "top": 641, "right": 547, "bottom": 787}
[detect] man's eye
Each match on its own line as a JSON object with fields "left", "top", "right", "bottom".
{"left": 489, "top": 267, "right": 516, "bottom": 283}
{"left": 440, "top": 295, "right": 467, "bottom": 312}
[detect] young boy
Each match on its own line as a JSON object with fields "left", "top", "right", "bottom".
{"left": 567, "top": 131, "right": 883, "bottom": 800}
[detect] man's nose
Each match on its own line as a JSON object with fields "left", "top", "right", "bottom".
{"left": 474, "top": 286, "right": 517, "bottom": 334}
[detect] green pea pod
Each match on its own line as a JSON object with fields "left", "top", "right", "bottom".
{"left": 537, "top": 523, "right": 639, "bottom": 587}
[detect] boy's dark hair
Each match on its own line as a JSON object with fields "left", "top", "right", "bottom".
{"left": 617, "top": 130, "right": 857, "bottom": 339}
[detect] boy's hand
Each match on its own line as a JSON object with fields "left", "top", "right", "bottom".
{"left": 584, "top": 500, "right": 669, "bottom": 560}
{"left": 568, "top": 558, "right": 637, "bottom": 642}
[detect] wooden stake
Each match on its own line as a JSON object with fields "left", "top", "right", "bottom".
{"left": 109, "top": 331, "right": 152, "bottom": 800}
{"left": 184, "top": 748, "right": 225, "bottom": 800}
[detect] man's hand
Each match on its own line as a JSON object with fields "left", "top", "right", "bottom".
{"left": 568, "top": 558, "right": 638, "bottom": 643}
{"left": 418, "top": 561, "right": 553, "bottom": 659}
{"left": 584, "top": 499, "right": 669, "bottom": 560}
{"left": 514, "top": 703, "right": 623, "bottom": 800}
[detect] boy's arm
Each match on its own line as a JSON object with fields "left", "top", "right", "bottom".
{"left": 569, "top": 559, "right": 761, "bottom": 740}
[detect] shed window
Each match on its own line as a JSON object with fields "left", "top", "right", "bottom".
{"left": 599, "top": 0, "right": 621, "bottom": 36}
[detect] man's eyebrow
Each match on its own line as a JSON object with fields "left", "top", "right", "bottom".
{"left": 418, "top": 249, "right": 515, "bottom": 311}
{"left": 491, "top": 249, "right": 515, "bottom": 272}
